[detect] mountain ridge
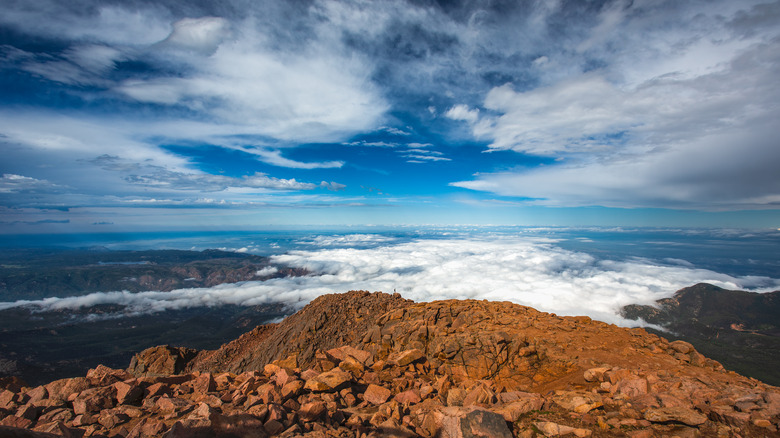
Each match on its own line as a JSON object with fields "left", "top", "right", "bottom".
{"left": 621, "top": 283, "right": 780, "bottom": 385}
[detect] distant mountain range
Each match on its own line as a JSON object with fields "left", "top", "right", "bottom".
{"left": 0, "top": 247, "right": 306, "bottom": 300}
{"left": 0, "top": 248, "right": 305, "bottom": 386}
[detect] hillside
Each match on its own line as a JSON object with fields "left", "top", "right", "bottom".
{"left": 621, "top": 283, "right": 780, "bottom": 386}
{"left": 1, "top": 291, "right": 779, "bottom": 437}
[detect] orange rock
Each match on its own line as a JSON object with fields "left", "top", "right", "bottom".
{"left": 0, "top": 415, "right": 33, "bottom": 429}
{"left": 24, "top": 386, "right": 48, "bottom": 404}
{"left": 192, "top": 372, "right": 216, "bottom": 394}
{"left": 298, "top": 401, "right": 327, "bottom": 421}
{"left": 614, "top": 378, "right": 648, "bottom": 398}
{"left": 535, "top": 421, "right": 592, "bottom": 437}
{"left": 72, "top": 387, "right": 114, "bottom": 415}
{"left": 303, "top": 368, "right": 352, "bottom": 392}
{"left": 44, "top": 378, "right": 89, "bottom": 402}
{"left": 394, "top": 389, "right": 422, "bottom": 404}
{"left": 364, "top": 384, "right": 392, "bottom": 405}
{"left": 462, "top": 384, "right": 496, "bottom": 406}
{"left": 37, "top": 407, "right": 73, "bottom": 424}
{"left": 280, "top": 380, "right": 304, "bottom": 400}
{"left": 128, "top": 345, "right": 199, "bottom": 377}
{"left": 16, "top": 404, "right": 40, "bottom": 421}
{"left": 263, "top": 418, "right": 284, "bottom": 435}
{"left": 583, "top": 367, "right": 609, "bottom": 382}
{"left": 437, "top": 406, "right": 513, "bottom": 438}
{"left": 0, "top": 389, "right": 16, "bottom": 409}
{"left": 388, "top": 349, "right": 425, "bottom": 367}
{"left": 86, "top": 365, "right": 131, "bottom": 386}
{"left": 551, "top": 390, "right": 603, "bottom": 414}
{"left": 144, "top": 382, "right": 171, "bottom": 398}
{"left": 113, "top": 381, "right": 143, "bottom": 405}
{"left": 338, "top": 355, "right": 365, "bottom": 375}
{"left": 644, "top": 407, "right": 707, "bottom": 426}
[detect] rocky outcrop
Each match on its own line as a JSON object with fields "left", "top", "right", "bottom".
{"left": 140, "top": 290, "right": 414, "bottom": 374}
{"left": 128, "top": 346, "right": 199, "bottom": 377}
{"left": 1, "top": 291, "right": 779, "bottom": 437}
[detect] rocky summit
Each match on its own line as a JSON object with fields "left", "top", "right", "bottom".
{"left": 1, "top": 291, "right": 780, "bottom": 437}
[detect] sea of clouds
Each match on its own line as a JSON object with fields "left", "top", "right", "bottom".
{"left": 1, "top": 235, "right": 778, "bottom": 327}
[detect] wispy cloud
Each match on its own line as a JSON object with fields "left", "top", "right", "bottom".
{"left": 234, "top": 148, "right": 343, "bottom": 170}
{"left": 0, "top": 174, "right": 63, "bottom": 194}
{"left": 0, "top": 0, "right": 778, "bottom": 223}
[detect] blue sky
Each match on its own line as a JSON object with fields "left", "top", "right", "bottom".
{"left": 1, "top": 0, "right": 779, "bottom": 232}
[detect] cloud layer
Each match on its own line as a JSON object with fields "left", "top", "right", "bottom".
{"left": 3, "top": 236, "right": 777, "bottom": 326}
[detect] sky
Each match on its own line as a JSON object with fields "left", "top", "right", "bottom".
{"left": 1, "top": 0, "right": 780, "bottom": 232}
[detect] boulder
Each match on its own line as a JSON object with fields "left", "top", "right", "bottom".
{"left": 583, "top": 367, "right": 609, "bottom": 382}
{"left": 614, "top": 378, "right": 648, "bottom": 398}
{"left": 86, "top": 365, "right": 130, "bottom": 386}
{"left": 388, "top": 349, "right": 425, "bottom": 367}
{"left": 551, "top": 391, "right": 603, "bottom": 414}
{"left": 462, "top": 384, "right": 496, "bottom": 406}
{"left": 303, "top": 368, "right": 352, "bottom": 392}
{"left": 436, "top": 406, "right": 513, "bottom": 438}
{"left": 24, "top": 387, "right": 48, "bottom": 404}
{"left": 493, "top": 396, "right": 544, "bottom": 422}
{"left": 128, "top": 345, "right": 198, "bottom": 377}
{"left": 113, "top": 381, "right": 143, "bottom": 405}
{"left": 192, "top": 372, "right": 216, "bottom": 394}
{"left": 44, "top": 378, "right": 89, "bottom": 402}
{"left": 280, "top": 380, "right": 304, "bottom": 400}
{"left": 644, "top": 407, "right": 707, "bottom": 426}
{"left": 298, "top": 401, "right": 327, "bottom": 421}
{"left": 395, "top": 389, "right": 422, "bottom": 405}
{"left": 364, "top": 384, "right": 392, "bottom": 405}
{"left": 534, "top": 421, "right": 592, "bottom": 437}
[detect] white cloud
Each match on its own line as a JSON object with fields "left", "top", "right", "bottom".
{"left": 445, "top": 104, "right": 480, "bottom": 124}
{"left": 399, "top": 143, "right": 450, "bottom": 163}
{"left": 347, "top": 141, "right": 400, "bottom": 148}
{"left": 65, "top": 45, "right": 123, "bottom": 73}
{"left": 2, "top": 236, "right": 777, "bottom": 326}
{"left": 238, "top": 148, "right": 344, "bottom": 170}
{"left": 0, "top": 174, "right": 62, "bottom": 193}
{"left": 256, "top": 266, "right": 278, "bottom": 276}
{"left": 0, "top": 3, "right": 172, "bottom": 46}
{"left": 114, "top": 16, "right": 388, "bottom": 144}
{"left": 300, "top": 234, "right": 398, "bottom": 247}
{"left": 449, "top": 2, "right": 780, "bottom": 210}
{"left": 452, "top": 123, "right": 780, "bottom": 210}
{"left": 320, "top": 181, "right": 347, "bottom": 191}
{"left": 404, "top": 154, "right": 451, "bottom": 162}
{"left": 160, "top": 17, "right": 230, "bottom": 54}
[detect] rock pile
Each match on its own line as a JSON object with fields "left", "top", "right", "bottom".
{"left": 1, "top": 291, "right": 779, "bottom": 437}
